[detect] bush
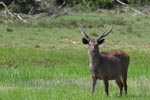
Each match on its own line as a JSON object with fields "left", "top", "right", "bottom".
{"left": 1, "top": 0, "right": 150, "bottom": 13}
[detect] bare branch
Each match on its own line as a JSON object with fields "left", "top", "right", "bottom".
{"left": 58, "top": 0, "right": 67, "bottom": 9}
{"left": 0, "top": 2, "right": 27, "bottom": 23}
{"left": 130, "top": 7, "right": 144, "bottom": 15}
{"left": 112, "top": 0, "right": 144, "bottom": 15}
{"left": 112, "top": 0, "right": 129, "bottom": 6}
{"left": 28, "top": 7, "right": 34, "bottom": 15}
{"left": 0, "top": 2, "right": 14, "bottom": 17}
{"left": 15, "top": 13, "right": 27, "bottom": 23}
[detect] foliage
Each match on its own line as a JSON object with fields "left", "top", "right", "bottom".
{"left": 0, "top": 0, "right": 37, "bottom": 13}
{"left": 1, "top": 0, "right": 150, "bottom": 13}
{"left": 80, "top": 0, "right": 113, "bottom": 9}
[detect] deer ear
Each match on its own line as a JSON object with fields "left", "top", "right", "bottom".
{"left": 82, "top": 38, "right": 89, "bottom": 44}
{"left": 97, "top": 39, "right": 105, "bottom": 45}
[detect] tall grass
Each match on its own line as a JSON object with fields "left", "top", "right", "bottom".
{"left": 0, "top": 48, "right": 149, "bottom": 100}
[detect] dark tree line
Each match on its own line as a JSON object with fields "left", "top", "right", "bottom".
{"left": 0, "top": 0, "right": 150, "bottom": 14}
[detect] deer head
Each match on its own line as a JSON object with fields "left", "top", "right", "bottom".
{"left": 78, "top": 24, "right": 113, "bottom": 54}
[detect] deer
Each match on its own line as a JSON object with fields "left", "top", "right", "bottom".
{"left": 78, "top": 24, "right": 130, "bottom": 96}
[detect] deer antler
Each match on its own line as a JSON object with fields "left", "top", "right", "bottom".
{"left": 98, "top": 26, "right": 113, "bottom": 40}
{"left": 78, "top": 23, "right": 91, "bottom": 41}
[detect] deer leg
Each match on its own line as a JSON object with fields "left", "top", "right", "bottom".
{"left": 91, "top": 76, "right": 97, "bottom": 95}
{"left": 122, "top": 73, "right": 128, "bottom": 95}
{"left": 115, "top": 79, "right": 123, "bottom": 96}
{"left": 103, "top": 80, "right": 109, "bottom": 96}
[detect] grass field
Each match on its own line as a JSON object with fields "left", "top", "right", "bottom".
{"left": 0, "top": 10, "right": 150, "bottom": 100}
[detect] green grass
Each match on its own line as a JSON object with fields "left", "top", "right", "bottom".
{"left": 0, "top": 10, "right": 150, "bottom": 100}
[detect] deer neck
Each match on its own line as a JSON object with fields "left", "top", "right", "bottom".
{"left": 88, "top": 50, "right": 101, "bottom": 68}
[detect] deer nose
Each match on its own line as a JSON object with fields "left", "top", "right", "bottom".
{"left": 92, "top": 49, "right": 96, "bottom": 52}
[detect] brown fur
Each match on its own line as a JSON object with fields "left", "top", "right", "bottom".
{"left": 79, "top": 25, "right": 130, "bottom": 96}
{"left": 84, "top": 39, "right": 130, "bottom": 96}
